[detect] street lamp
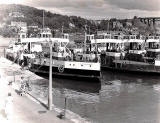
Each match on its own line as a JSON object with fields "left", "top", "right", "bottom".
{"left": 48, "top": 39, "right": 53, "bottom": 110}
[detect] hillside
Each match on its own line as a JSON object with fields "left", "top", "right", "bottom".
{"left": 0, "top": 4, "right": 159, "bottom": 38}
{"left": 0, "top": 4, "right": 97, "bottom": 33}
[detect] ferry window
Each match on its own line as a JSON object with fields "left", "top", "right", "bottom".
{"left": 114, "top": 36, "right": 118, "bottom": 39}
{"left": 130, "top": 42, "right": 141, "bottom": 50}
{"left": 98, "top": 35, "right": 104, "bottom": 39}
{"left": 123, "top": 36, "right": 128, "bottom": 39}
{"left": 92, "top": 36, "right": 94, "bottom": 39}
{"left": 22, "top": 35, "right": 25, "bottom": 38}
{"left": 65, "top": 35, "right": 69, "bottom": 39}
{"left": 102, "top": 35, "right": 105, "bottom": 39}
{"left": 136, "top": 35, "right": 140, "bottom": 39}
{"left": 149, "top": 42, "right": 159, "bottom": 49}
{"left": 43, "top": 34, "right": 45, "bottom": 38}
{"left": 149, "top": 42, "right": 152, "bottom": 48}
{"left": 108, "top": 43, "right": 117, "bottom": 52}
{"left": 87, "top": 36, "right": 90, "bottom": 40}
{"left": 111, "top": 36, "right": 114, "bottom": 39}
{"left": 101, "top": 43, "right": 105, "bottom": 47}
{"left": 97, "top": 43, "right": 103, "bottom": 48}
{"left": 105, "top": 35, "right": 110, "bottom": 39}
{"left": 140, "top": 36, "right": 145, "bottom": 40}
{"left": 154, "top": 37, "right": 159, "bottom": 39}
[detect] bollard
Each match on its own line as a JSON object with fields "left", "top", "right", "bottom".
{"left": 57, "top": 97, "right": 67, "bottom": 119}
{"left": 64, "top": 97, "right": 67, "bottom": 117}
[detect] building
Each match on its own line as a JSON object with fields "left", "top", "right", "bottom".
{"left": 9, "top": 12, "right": 24, "bottom": 18}
{"left": 38, "top": 28, "right": 52, "bottom": 38}
{"left": 112, "top": 21, "right": 123, "bottom": 29}
{"left": 11, "top": 21, "right": 27, "bottom": 28}
{"left": 126, "top": 21, "right": 132, "bottom": 27}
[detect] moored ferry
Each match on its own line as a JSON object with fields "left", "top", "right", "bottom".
{"left": 91, "top": 32, "right": 160, "bottom": 74}
{"left": 6, "top": 28, "right": 101, "bottom": 80}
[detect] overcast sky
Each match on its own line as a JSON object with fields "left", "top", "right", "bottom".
{"left": 1, "top": 0, "right": 160, "bottom": 19}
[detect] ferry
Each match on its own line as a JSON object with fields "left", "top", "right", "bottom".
{"left": 6, "top": 28, "right": 101, "bottom": 80}
{"left": 91, "top": 32, "right": 160, "bottom": 74}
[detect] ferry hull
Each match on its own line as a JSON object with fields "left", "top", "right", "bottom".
{"left": 101, "top": 63, "right": 160, "bottom": 75}
{"left": 6, "top": 54, "right": 101, "bottom": 80}
{"left": 100, "top": 53, "right": 160, "bottom": 75}
{"left": 30, "top": 64, "right": 101, "bottom": 80}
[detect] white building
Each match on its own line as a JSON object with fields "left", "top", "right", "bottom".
{"left": 11, "top": 21, "right": 27, "bottom": 28}
{"left": 9, "top": 12, "right": 24, "bottom": 18}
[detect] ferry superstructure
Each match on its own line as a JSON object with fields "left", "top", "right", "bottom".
{"left": 91, "top": 32, "right": 160, "bottom": 74}
{"left": 6, "top": 28, "right": 101, "bottom": 80}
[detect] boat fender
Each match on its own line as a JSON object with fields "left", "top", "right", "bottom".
{"left": 28, "top": 62, "right": 32, "bottom": 68}
{"left": 66, "top": 56, "right": 71, "bottom": 61}
{"left": 58, "top": 65, "right": 64, "bottom": 73}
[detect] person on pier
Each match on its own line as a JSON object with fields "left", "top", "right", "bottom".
{"left": 5, "top": 92, "right": 13, "bottom": 120}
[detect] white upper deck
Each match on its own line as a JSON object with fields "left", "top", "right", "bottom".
{"left": 20, "top": 38, "right": 69, "bottom": 43}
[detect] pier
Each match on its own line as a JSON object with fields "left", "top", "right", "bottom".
{"left": 0, "top": 57, "right": 73, "bottom": 123}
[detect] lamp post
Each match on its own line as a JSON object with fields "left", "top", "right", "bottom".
{"left": 48, "top": 39, "right": 53, "bottom": 110}
{"left": 84, "top": 25, "right": 87, "bottom": 53}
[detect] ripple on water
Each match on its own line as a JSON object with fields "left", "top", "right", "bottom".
{"left": 100, "top": 80, "right": 122, "bottom": 101}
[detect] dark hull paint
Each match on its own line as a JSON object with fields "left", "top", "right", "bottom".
{"left": 30, "top": 64, "right": 101, "bottom": 81}
{"left": 6, "top": 55, "right": 101, "bottom": 81}
{"left": 101, "top": 64, "right": 160, "bottom": 75}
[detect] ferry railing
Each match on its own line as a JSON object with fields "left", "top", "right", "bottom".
{"left": 33, "top": 51, "right": 100, "bottom": 63}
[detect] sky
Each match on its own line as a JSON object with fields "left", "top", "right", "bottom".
{"left": 0, "top": 0, "right": 160, "bottom": 19}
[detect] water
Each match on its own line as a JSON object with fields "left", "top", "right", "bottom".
{"left": 32, "top": 71, "right": 160, "bottom": 123}
{"left": 1, "top": 34, "right": 160, "bottom": 122}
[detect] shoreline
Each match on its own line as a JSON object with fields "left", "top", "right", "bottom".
{"left": 0, "top": 57, "right": 92, "bottom": 123}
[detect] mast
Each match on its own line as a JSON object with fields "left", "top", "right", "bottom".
{"left": 43, "top": 10, "right": 44, "bottom": 30}
{"left": 62, "top": 25, "right": 64, "bottom": 34}
{"left": 84, "top": 25, "right": 87, "bottom": 53}
{"left": 108, "top": 19, "right": 110, "bottom": 31}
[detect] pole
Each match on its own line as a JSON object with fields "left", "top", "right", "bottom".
{"left": 64, "top": 97, "right": 67, "bottom": 117}
{"left": 14, "top": 72, "right": 15, "bottom": 83}
{"left": 48, "top": 40, "right": 52, "bottom": 110}
{"left": 62, "top": 25, "right": 64, "bottom": 34}
{"left": 84, "top": 25, "right": 87, "bottom": 53}
{"left": 43, "top": 10, "right": 44, "bottom": 30}
{"left": 108, "top": 20, "right": 110, "bottom": 31}
{"left": 4, "top": 48, "right": 6, "bottom": 58}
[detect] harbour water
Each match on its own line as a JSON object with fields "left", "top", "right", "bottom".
{"left": 1, "top": 37, "right": 160, "bottom": 122}
{"left": 33, "top": 71, "right": 160, "bottom": 123}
